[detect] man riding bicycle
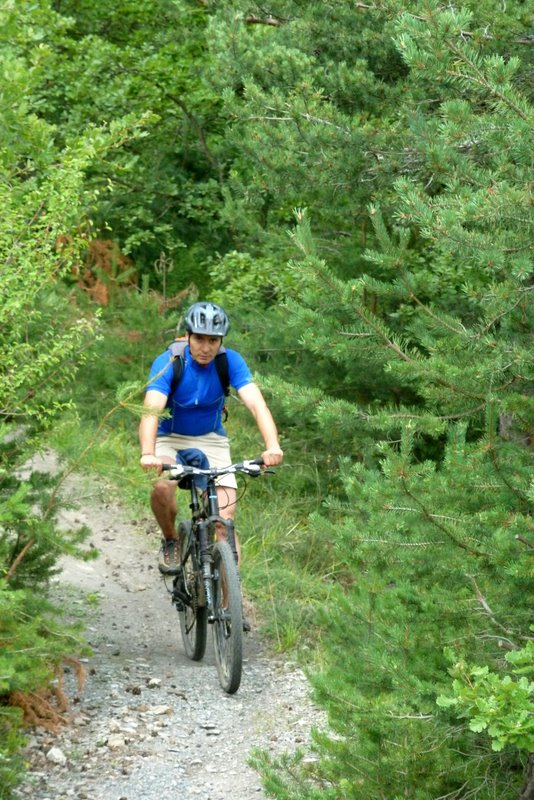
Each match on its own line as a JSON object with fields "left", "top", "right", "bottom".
{"left": 139, "top": 301, "right": 284, "bottom": 580}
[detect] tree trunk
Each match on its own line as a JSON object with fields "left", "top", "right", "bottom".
{"left": 520, "top": 754, "right": 534, "bottom": 800}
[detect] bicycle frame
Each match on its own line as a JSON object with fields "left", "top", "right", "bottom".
{"left": 171, "top": 475, "right": 237, "bottom": 615}
{"left": 161, "top": 458, "right": 267, "bottom": 693}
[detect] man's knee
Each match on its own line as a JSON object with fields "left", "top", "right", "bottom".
{"left": 151, "top": 480, "right": 176, "bottom": 507}
{"left": 217, "top": 486, "right": 236, "bottom": 517}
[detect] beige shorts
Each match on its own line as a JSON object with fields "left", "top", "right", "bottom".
{"left": 155, "top": 432, "right": 237, "bottom": 490}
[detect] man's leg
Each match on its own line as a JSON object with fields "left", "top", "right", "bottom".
{"left": 151, "top": 479, "right": 178, "bottom": 540}
{"left": 150, "top": 456, "right": 181, "bottom": 573}
{"left": 215, "top": 485, "right": 240, "bottom": 562}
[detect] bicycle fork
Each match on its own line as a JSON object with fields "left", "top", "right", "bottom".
{"left": 197, "top": 521, "right": 215, "bottom": 617}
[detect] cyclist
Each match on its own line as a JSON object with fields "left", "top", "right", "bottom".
{"left": 139, "top": 301, "right": 284, "bottom": 576}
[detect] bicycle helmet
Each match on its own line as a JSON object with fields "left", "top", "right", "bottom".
{"left": 183, "top": 301, "right": 230, "bottom": 336}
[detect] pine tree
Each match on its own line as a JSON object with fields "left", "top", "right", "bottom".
{"left": 250, "top": 2, "right": 534, "bottom": 797}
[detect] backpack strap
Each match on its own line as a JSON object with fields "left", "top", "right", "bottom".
{"left": 168, "top": 340, "right": 230, "bottom": 400}
{"left": 214, "top": 350, "right": 230, "bottom": 398}
{"left": 168, "top": 340, "right": 187, "bottom": 396}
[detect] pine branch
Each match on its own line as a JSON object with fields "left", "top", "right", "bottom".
{"left": 359, "top": 2, "right": 534, "bottom": 46}
{"left": 480, "top": 287, "right": 534, "bottom": 337}
{"left": 296, "top": 113, "right": 352, "bottom": 135}
{"left": 407, "top": 291, "right": 469, "bottom": 338}
{"left": 515, "top": 535, "right": 534, "bottom": 551}
{"left": 468, "top": 576, "right": 534, "bottom": 644}
{"left": 244, "top": 15, "right": 281, "bottom": 27}
{"left": 400, "top": 478, "right": 486, "bottom": 556}
{"left": 387, "top": 404, "right": 486, "bottom": 422}
{"left": 478, "top": 635, "right": 519, "bottom": 651}
{"left": 353, "top": 304, "right": 415, "bottom": 364}
{"left": 5, "top": 539, "right": 35, "bottom": 582}
{"left": 354, "top": 303, "right": 486, "bottom": 401}
{"left": 386, "top": 712, "right": 434, "bottom": 720}
{"left": 357, "top": 538, "right": 447, "bottom": 546}
{"left": 385, "top": 506, "right": 463, "bottom": 524}
{"left": 487, "top": 445, "right": 531, "bottom": 509}
{"left": 445, "top": 41, "right": 529, "bottom": 121}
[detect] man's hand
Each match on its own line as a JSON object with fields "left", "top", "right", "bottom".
{"left": 261, "top": 446, "right": 284, "bottom": 467}
{"left": 140, "top": 454, "right": 163, "bottom": 473}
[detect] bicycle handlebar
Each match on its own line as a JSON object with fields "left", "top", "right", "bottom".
{"left": 161, "top": 457, "right": 267, "bottom": 481}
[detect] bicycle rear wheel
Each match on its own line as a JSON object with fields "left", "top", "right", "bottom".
{"left": 212, "top": 540, "right": 243, "bottom": 694}
{"left": 177, "top": 521, "right": 207, "bottom": 661}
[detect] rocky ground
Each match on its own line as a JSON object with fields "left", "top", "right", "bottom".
{"left": 13, "top": 453, "right": 323, "bottom": 800}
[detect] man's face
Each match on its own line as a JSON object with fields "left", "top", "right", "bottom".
{"left": 188, "top": 333, "right": 222, "bottom": 365}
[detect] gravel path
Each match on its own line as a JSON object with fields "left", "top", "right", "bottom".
{"left": 14, "top": 454, "right": 322, "bottom": 800}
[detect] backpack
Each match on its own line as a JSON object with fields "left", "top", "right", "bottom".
{"left": 167, "top": 339, "right": 230, "bottom": 418}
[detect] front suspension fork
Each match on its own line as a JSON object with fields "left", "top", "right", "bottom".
{"left": 197, "top": 520, "right": 214, "bottom": 612}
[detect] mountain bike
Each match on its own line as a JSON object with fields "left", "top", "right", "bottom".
{"left": 160, "top": 457, "right": 270, "bottom": 694}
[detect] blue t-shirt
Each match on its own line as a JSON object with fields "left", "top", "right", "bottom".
{"left": 147, "top": 345, "right": 252, "bottom": 437}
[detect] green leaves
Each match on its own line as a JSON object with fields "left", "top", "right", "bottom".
{"left": 438, "top": 642, "right": 534, "bottom": 751}
{"left": 0, "top": 7, "right": 156, "bottom": 790}
{"left": 1, "top": 0, "right": 532, "bottom": 797}
{"left": 32, "top": 0, "right": 229, "bottom": 276}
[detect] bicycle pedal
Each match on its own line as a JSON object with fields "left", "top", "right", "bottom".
{"left": 158, "top": 564, "right": 183, "bottom": 576}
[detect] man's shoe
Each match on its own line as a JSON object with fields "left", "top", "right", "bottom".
{"left": 159, "top": 539, "right": 181, "bottom": 574}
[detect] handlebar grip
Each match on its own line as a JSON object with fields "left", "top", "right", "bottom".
{"left": 161, "top": 463, "right": 172, "bottom": 471}
{"left": 250, "top": 457, "right": 265, "bottom": 466}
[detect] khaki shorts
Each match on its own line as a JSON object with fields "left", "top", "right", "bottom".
{"left": 155, "top": 432, "right": 237, "bottom": 490}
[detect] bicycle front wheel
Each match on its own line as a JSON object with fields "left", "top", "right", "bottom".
{"left": 212, "top": 540, "right": 243, "bottom": 694}
{"left": 178, "top": 521, "right": 207, "bottom": 661}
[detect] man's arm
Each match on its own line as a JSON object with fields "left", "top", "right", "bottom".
{"left": 237, "top": 383, "right": 283, "bottom": 466}
{"left": 139, "top": 389, "right": 168, "bottom": 469}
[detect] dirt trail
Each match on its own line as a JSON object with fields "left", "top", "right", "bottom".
{"left": 14, "top": 451, "right": 322, "bottom": 800}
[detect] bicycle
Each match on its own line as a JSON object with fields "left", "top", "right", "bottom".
{"left": 160, "top": 457, "right": 271, "bottom": 694}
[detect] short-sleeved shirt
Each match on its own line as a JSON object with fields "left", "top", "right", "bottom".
{"left": 147, "top": 345, "right": 252, "bottom": 437}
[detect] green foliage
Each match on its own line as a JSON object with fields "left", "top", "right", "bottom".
{"left": 0, "top": 460, "right": 95, "bottom": 585}
{"left": 209, "top": 250, "right": 298, "bottom": 306}
{"left": 290, "top": 428, "right": 533, "bottom": 795}
{"left": 237, "top": 2, "right": 534, "bottom": 799}
{"left": 31, "top": 0, "right": 233, "bottom": 281}
{"left": 61, "top": 288, "right": 172, "bottom": 425}
{"left": 0, "top": 581, "right": 85, "bottom": 696}
{"left": 0, "top": 717, "right": 24, "bottom": 800}
{"left": 0, "top": 569, "right": 90, "bottom": 798}
{"left": 0, "top": 446, "right": 94, "bottom": 796}
{"left": 1, "top": 0, "right": 532, "bottom": 797}
{"left": 205, "top": 1, "right": 408, "bottom": 278}
{"left": 0, "top": 4, "right": 155, "bottom": 792}
{"left": 438, "top": 641, "right": 534, "bottom": 752}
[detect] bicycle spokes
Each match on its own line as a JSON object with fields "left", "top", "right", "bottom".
{"left": 211, "top": 541, "right": 242, "bottom": 694}
{"left": 176, "top": 521, "right": 207, "bottom": 662}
